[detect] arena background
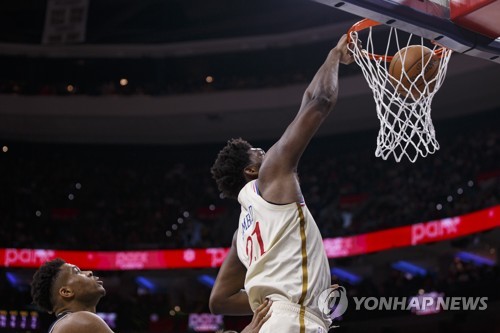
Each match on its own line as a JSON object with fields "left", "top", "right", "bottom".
{"left": 0, "top": 0, "right": 499, "bottom": 332}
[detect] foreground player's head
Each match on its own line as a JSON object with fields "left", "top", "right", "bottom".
{"left": 31, "top": 258, "right": 106, "bottom": 314}
{"left": 211, "top": 138, "right": 265, "bottom": 199}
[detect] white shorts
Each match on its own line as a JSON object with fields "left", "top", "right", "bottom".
{"left": 259, "top": 301, "right": 329, "bottom": 333}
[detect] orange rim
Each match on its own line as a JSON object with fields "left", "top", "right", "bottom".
{"left": 347, "top": 18, "right": 450, "bottom": 62}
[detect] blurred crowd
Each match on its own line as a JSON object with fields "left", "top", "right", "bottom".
{"left": 0, "top": 69, "right": 313, "bottom": 96}
{"left": 0, "top": 45, "right": 359, "bottom": 97}
{"left": 0, "top": 110, "right": 498, "bottom": 251}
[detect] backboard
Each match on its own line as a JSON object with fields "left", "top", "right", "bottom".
{"left": 312, "top": 0, "right": 500, "bottom": 64}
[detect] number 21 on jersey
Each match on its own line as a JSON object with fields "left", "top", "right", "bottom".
{"left": 245, "top": 221, "right": 265, "bottom": 266}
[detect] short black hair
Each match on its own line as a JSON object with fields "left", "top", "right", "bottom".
{"left": 211, "top": 138, "right": 252, "bottom": 199}
{"left": 31, "top": 258, "right": 66, "bottom": 313}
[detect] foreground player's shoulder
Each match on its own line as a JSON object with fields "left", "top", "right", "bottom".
{"left": 53, "top": 311, "right": 114, "bottom": 333}
{"left": 241, "top": 179, "right": 257, "bottom": 194}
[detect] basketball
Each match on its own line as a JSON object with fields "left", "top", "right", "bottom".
{"left": 388, "top": 45, "right": 439, "bottom": 100}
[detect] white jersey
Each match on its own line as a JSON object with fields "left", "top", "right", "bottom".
{"left": 236, "top": 180, "right": 331, "bottom": 327}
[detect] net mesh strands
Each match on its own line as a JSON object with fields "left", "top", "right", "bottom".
{"left": 348, "top": 19, "right": 453, "bottom": 162}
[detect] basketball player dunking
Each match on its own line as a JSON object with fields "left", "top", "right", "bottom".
{"left": 209, "top": 35, "right": 355, "bottom": 332}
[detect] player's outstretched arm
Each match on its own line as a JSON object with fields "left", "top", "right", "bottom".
{"left": 258, "top": 35, "right": 354, "bottom": 204}
{"left": 209, "top": 233, "right": 252, "bottom": 315}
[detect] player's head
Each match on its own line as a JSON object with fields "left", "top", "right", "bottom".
{"left": 31, "top": 258, "right": 106, "bottom": 313}
{"left": 211, "top": 138, "right": 265, "bottom": 199}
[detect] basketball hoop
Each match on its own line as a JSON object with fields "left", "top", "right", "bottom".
{"left": 347, "top": 19, "right": 453, "bottom": 162}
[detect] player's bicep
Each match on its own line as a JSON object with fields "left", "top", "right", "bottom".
{"left": 261, "top": 98, "right": 328, "bottom": 176}
{"left": 212, "top": 240, "right": 246, "bottom": 291}
{"left": 209, "top": 233, "right": 247, "bottom": 310}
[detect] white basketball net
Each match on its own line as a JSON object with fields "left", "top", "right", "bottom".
{"left": 348, "top": 24, "right": 453, "bottom": 162}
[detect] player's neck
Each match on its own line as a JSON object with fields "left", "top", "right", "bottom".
{"left": 54, "top": 302, "right": 97, "bottom": 316}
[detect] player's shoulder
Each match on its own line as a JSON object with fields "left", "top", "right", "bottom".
{"left": 53, "top": 311, "right": 113, "bottom": 333}
{"left": 238, "top": 179, "right": 256, "bottom": 200}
